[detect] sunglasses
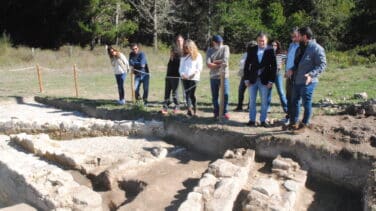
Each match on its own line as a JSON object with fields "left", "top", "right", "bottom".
{"left": 131, "top": 47, "right": 138, "bottom": 51}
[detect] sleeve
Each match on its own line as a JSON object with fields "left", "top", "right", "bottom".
{"left": 197, "top": 54, "right": 203, "bottom": 73}
{"left": 309, "top": 46, "right": 326, "bottom": 77}
{"left": 140, "top": 52, "right": 147, "bottom": 68}
{"left": 120, "top": 53, "right": 129, "bottom": 69}
{"left": 269, "top": 49, "right": 277, "bottom": 83}
{"left": 179, "top": 57, "right": 184, "bottom": 76}
{"left": 129, "top": 53, "right": 134, "bottom": 66}
{"left": 206, "top": 49, "right": 212, "bottom": 65}
{"left": 243, "top": 48, "right": 252, "bottom": 81}
{"left": 223, "top": 45, "right": 230, "bottom": 64}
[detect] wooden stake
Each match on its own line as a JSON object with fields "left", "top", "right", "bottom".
{"left": 36, "top": 64, "right": 43, "bottom": 93}
{"left": 131, "top": 70, "right": 135, "bottom": 103}
{"left": 219, "top": 69, "right": 225, "bottom": 121}
{"left": 73, "top": 64, "right": 79, "bottom": 97}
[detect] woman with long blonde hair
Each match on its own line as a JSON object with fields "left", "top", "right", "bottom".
{"left": 179, "top": 39, "right": 203, "bottom": 116}
{"left": 107, "top": 46, "right": 129, "bottom": 105}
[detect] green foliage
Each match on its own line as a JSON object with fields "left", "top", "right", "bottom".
{"left": 215, "top": 0, "right": 266, "bottom": 51}
{"left": 263, "top": 1, "right": 286, "bottom": 38}
{"left": 78, "top": 0, "right": 137, "bottom": 47}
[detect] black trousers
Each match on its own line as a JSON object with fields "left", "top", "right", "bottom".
{"left": 163, "top": 78, "right": 180, "bottom": 109}
{"left": 236, "top": 76, "right": 247, "bottom": 109}
{"left": 182, "top": 80, "right": 197, "bottom": 109}
{"left": 285, "top": 78, "right": 294, "bottom": 119}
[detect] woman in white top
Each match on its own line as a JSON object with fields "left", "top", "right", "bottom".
{"left": 179, "top": 39, "right": 203, "bottom": 116}
{"left": 107, "top": 46, "right": 129, "bottom": 105}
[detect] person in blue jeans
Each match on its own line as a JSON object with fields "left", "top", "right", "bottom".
{"left": 243, "top": 32, "right": 277, "bottom": 127}
{"left": 268, "top": 40, "right": 288, "bottom": 118}
{"left": 129, "top": 43, "right": 150, "bottom": 106}
{"left": 107, "top": 46, "right": 129, "bottom": 105}
{"left": 285, "top": 27, "right": 326, "bottom": 133}
{"left": 206, "top": 35, "right": 231, "bottom": 119}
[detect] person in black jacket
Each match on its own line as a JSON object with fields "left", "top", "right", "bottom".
{"left": 162, "top": 34, "right": 184, "bottom": 114}
{"left": 243, "top": 32, "right": 277, "bottom": 127}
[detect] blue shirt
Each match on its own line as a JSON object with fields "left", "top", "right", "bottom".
{"left": 129, "top": 51, "right": 148, "bottom": 74}
{"left": 286, "top": 42, "right": 299, "bottom": 71}
{"left": 257, "top": 47, "right": 266, "bottom": 63}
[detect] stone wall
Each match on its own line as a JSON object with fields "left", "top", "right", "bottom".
{"left": 0, "top": 135, "right": 102, "bottom": 210}
{"left": 179, "top": 149, "right": 255, "bottom": 211}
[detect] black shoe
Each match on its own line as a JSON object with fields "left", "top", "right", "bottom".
{"left": 261, "top": 122, "right": 271, "bottom": 128}
{"left": 246, "top": 121, "right": 256, "bottom": 127}
{"left": 233, "top": 107, "right": 243, "bottom": 112}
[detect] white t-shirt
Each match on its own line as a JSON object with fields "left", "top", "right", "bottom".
{"left": 179, "top": 53, "right": 203, "bottom": 81}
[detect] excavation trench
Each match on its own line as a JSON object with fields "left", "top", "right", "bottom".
{"left": 0, "top": 97, "right": 374, "bottom": 210}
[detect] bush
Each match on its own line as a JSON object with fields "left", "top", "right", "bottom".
{"left": 353, "top": 43, "right": 376, "bottom": 57}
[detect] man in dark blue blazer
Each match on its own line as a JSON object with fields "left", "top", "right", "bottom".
{"left": 243, "top": 32, "right": 277, "bottom": 127}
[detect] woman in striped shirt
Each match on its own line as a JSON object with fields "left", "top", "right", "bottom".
{"left": 270, "top": 40, "right": 288, "bottom": 120}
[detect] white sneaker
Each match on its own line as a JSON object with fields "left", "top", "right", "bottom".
{"left": 117, "top": 99, "right": 126, "bottom": 105}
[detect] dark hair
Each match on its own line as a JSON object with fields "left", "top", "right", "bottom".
{"left": 175, "top": 34, "right": 184, "bottom": 41}
{"left": 298, "top": 27, "right": 313, "bottom": 39}
{"left": 107, "top": 46, "right": 118, "bottom": 59}
{"left": 256, "top": 31, "right": 268, "bottom": 39}
{"left": 130, "top": 43, "right": 139, "bottom": 49}
{"left": 271, "top": 40, "right": 285, "bottom": 54}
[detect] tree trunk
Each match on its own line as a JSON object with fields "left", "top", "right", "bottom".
{"left": 115, "top": 2, "right": 120, "bottom": 46}
{"left": 153, "top": 0, "right": 158, "bottom": 51}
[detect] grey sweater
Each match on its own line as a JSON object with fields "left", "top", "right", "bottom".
{"left": 293, "top": 40, "right": 326, "bottom": 85}
{"left": 206, "top": 45, "right": 230, "bottom": 79}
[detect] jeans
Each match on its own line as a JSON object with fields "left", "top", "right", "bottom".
{"left": 210, "top": 78, "right": 230, "bottom": 115}
{"left": 291, "top": 82, "right": 317, "bottom": 125}
{"left": 182, "top": 80, "right": 197, "bottom": 109}
{"left": 134, "top": 74, "right": 149, "bottom": 102}
{"left": 236, "top": 77, "right": 247, "bottom": 109}
{"left": 267, "top": 73, "right": 288, "bottom": 113}
{"left": 115, "top": 73, "right": 126, "bottom": 100}
{"left": 248, "top": 78, "right": 270, "bottom": 122}
{"left": 163, "top": 78, "right": 180, "bottom": 109}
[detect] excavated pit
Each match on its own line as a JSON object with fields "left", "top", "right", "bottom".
{"left": 0, "top": 97, "right": 374, "bottom": 210}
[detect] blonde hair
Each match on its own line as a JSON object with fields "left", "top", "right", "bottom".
{"left": 184, "top": 39, "right": 199, "bottom": 60}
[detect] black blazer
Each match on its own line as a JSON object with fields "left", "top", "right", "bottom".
{"left": 243, "top": 46, "right": 277, "bottom": 85}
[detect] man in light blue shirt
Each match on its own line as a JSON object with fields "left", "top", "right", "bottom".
{"left": 284, "top": 27, "right": 300, "bottom": 124}
{"left": 286, "top": 27, "right": 326, "bottom": 133}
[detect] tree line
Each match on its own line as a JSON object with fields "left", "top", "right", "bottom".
{"left": 0, "top": 0, "right": 375, "bottom": 52}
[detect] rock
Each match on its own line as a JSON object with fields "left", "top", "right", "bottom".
{"left": 363, "top": 99, "right": 376, "bottom": 116}
{"left": 284, "top": 180, "right": 298, "bottom": 192}
{"left": 252, "top": 178, "right": 280, "bottom": 197}
{"left": 151, "top": 147, "right": 168, "bottom": 159}
{"left": 354, "top": 92, "right": 368, "bottom": 100}
{"left": 0, "top": 203, "right": 37, "bottom": 211}
{"left": 198, "top": 173, "right": 217, "bottom": 187}
{"left": 208, "top": 159, "right": 241, "bottom": 178}
{"left": 178, "top": 192, "right": 203, "bottom": 211}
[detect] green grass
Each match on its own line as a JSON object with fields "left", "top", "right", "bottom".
{"left": 0, "top": 45, "right": 375, "bottom": 116}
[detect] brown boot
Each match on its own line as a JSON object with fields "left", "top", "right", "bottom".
{"left": 292, "top": 123, "right": 306, "bottom": 135}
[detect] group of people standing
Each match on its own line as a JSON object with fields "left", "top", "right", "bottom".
{"left": 107, "top": 26, "right": 326, "bottom": 133}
